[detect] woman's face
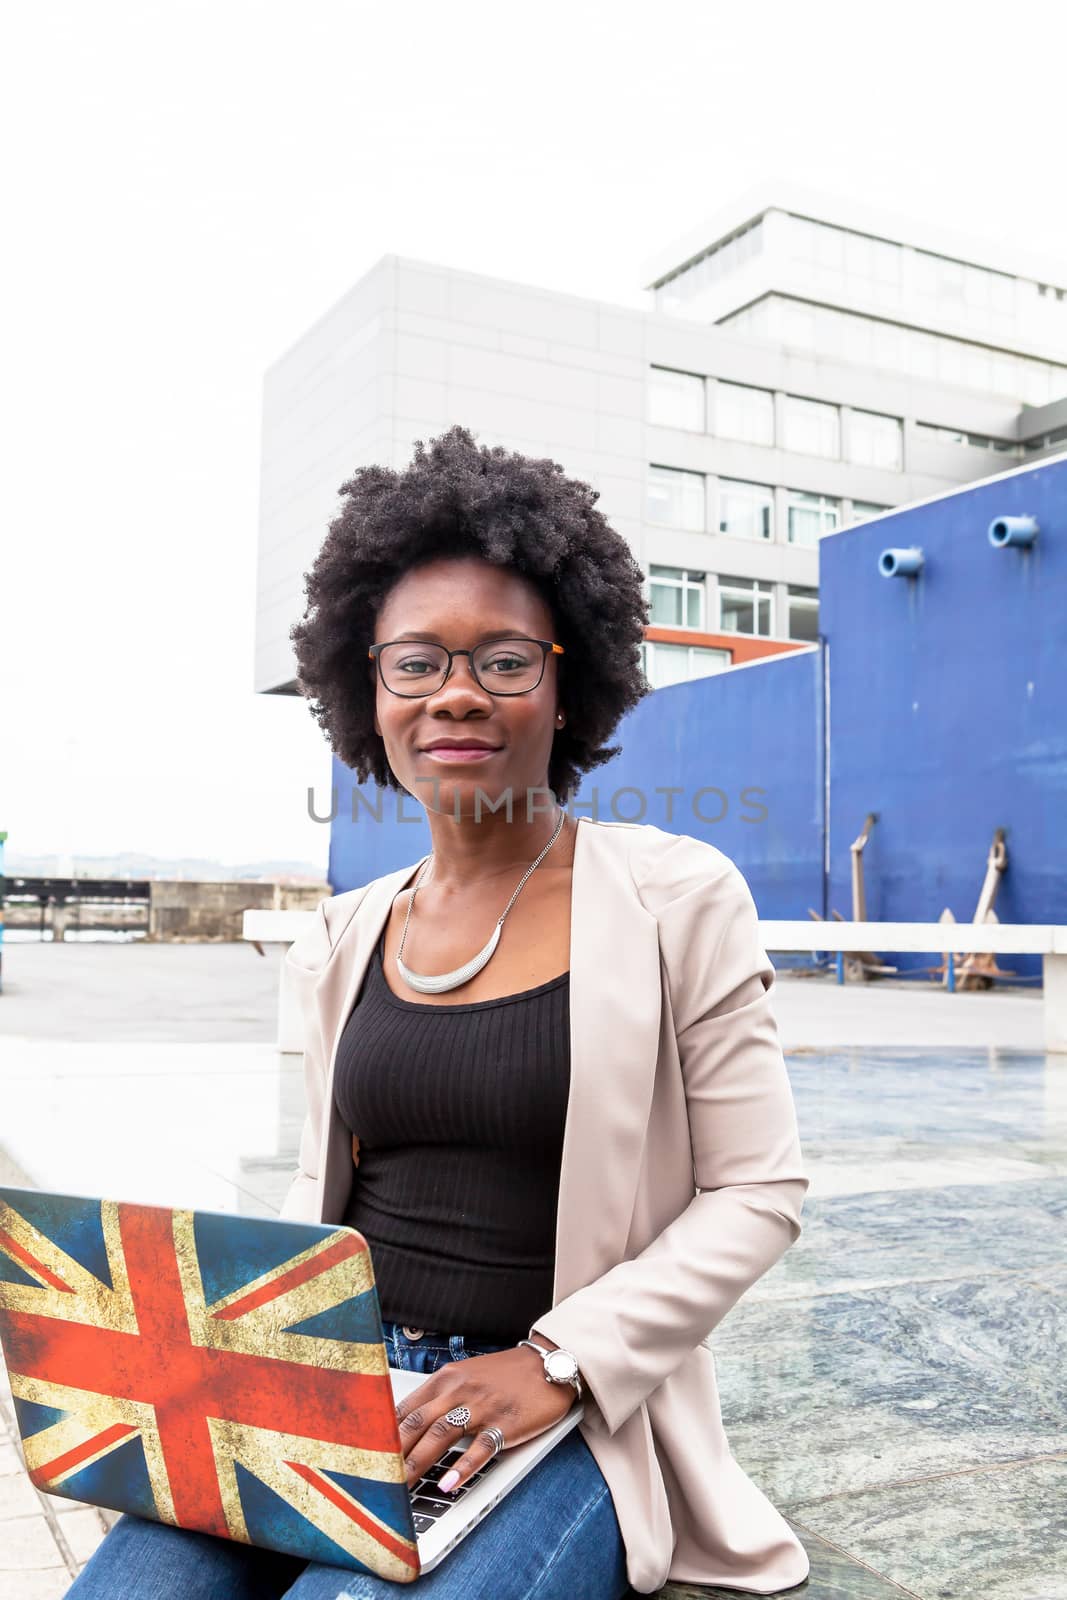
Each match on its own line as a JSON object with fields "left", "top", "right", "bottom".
{"left": 369, "top": 556, "right": 564, "bottom": 818}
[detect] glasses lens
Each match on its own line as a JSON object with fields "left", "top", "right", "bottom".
{"left": 471, "top": 638, "right": 544, "bottom": 694}
{"left": 376, "top": 639, "right": 546, "bottom": 695}
{"left": 378, "top": 642, "right": 449, "bottom": 695}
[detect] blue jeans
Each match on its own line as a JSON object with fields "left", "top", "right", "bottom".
{"left": 64, "top": 1320, "right": 636, "bottom": 1599}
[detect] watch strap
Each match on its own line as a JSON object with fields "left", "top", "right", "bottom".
{"left": 517, "top": 1337, "right": 583, "bottom": 1400}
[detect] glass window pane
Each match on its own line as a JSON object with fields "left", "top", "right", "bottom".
{"left": 851, "top": 501, "right": 890, "bottom": 523}
{"left": 716, "top": 382, "right": 774, "bottom": 445}
{"left": 687, "top": 647, "right": 730, "bottom": 679}
{"left": 783, "top": 396, "right": 840, "bottom": 458}
{"left": 844, "top": 231, "right": 873, "bottom": 279}
{"left": 847, "top": 409, "right": 903, "bottom": 470}
{"left": 788, "top": 508, "right": 820, "bottom": 546}
{"left": 990, "top": 275, "right": 1015, "bottom": 314}
{"left": 649, "top": 583, "right": 682, "bottom": 626}
{"left": 719, "top": 296, "right": 1067, "bottom": 404}
{"left": 788, "top": 491, "right": 840, "bottom": 544}
{"left": 647, "top": 466, "right": 705, "bottom": 530}
{"left": 645, "top": 643, "right": 730, "bottom": 689}
{"left": 648, "top": 368, "right": 705, "bottom": 430}
{"left": 650, "top": 644, "right": 693, "bottom": 688}
{"left": 780, "top": 301, "right": 817, "bottom": 347}
{"left": 814, "top": 227, "right": 841, "bottom": 271}
{"left": 720, "top": 592, "right": 755, "bottom": 633}
{"left": 649, "top": 569, "right": 705, "bottom": 629}
{"left": 964, "top": 266, "right": 989, "bottom": 308}
{"left": 718, "top": 479, "right": 773, "bottom": 541}
{"left": 871, "top": 323, "right": 903, "bottom": 370}
{"left": 788, "top": 594, "right": 819, "bottom": 643}
{"left": 718, "top": 577, "right": 773, "bottom": 636}
{"left": 939, "top": 258, "right": 965, "bottom": 300}
{"left": 872, "top": 238, "right": 902, "bottom": 284}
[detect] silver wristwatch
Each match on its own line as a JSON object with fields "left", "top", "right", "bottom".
{"left": 518, "top": 1336, "right": 583, "bottom": 1400}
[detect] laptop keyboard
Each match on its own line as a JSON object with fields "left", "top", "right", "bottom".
{"left": 409, "top": 1448, "right": 503, "bottom": 1535}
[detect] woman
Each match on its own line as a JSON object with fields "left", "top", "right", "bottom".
{"left": 68, "top": 426, "right": 810, "bottom": 1598}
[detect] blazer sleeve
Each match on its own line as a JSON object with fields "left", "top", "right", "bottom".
{"left": 278, "top": 897, "right": 335, "bottom": 1223}
{"left": 530, "top": 838, "right": 809, "bottom": 1438}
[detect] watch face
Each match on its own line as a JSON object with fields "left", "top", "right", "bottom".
{"left": 545, "top": 1350, "right": 577, "bottom": 1382}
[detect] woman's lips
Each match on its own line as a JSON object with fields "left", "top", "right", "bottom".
{"left": 420, "top": 746, "right": 502, "bottom": 763}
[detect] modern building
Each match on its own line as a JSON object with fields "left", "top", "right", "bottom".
{"left": 255, "top": 183, "right": 1067, "bottom": 698}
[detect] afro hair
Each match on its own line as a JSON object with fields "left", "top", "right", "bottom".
{"left": 290, "top": 423, "right": 650, "bottom": 804}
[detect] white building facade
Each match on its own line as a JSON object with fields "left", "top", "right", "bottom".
{"left": 256, "top": 185, "right": 1067, "bottom": 696}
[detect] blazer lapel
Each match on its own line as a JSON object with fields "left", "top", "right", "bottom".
{"left": 556, "top": 822, "right": 662, "bottom": 1303}
{"left": 309, "top": 820, "right": 663, "bottom": 1310}
{"left": 308, "top": 854, "right": 430, "bottom": 1222}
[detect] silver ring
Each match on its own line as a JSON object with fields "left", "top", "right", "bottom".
{"left": 444, "top": 1404, "right": 472, "bottom": 1429}
{"left": 482, "top": 1425, "right": 505, "bottom": 1457}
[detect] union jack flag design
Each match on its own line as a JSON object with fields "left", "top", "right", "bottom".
{"left": 0, "top": 1188, "right": 420, "bottom": 1581}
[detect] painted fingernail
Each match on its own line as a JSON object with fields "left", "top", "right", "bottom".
{"left": 438, "top": 1469, "right": 460, "bottom": 1492}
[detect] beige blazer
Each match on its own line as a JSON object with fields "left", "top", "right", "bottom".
{"left": 280, "top": 816, "right": 810, "bottom": 1595}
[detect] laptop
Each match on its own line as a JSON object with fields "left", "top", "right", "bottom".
{"left": 0, "top": 1186, "right": 584, "bottom": 1582}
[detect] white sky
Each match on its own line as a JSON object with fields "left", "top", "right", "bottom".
{"left": 4, "top": 0, "right": 1066, "bottom": 872}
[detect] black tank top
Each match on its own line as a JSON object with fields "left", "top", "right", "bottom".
{"left": 332, "top": 923, "right": 571, "bottom": 1343}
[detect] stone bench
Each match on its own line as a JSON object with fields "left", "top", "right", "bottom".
{"left": 759, "top": 917, "right": 1067, "bottom": 1053}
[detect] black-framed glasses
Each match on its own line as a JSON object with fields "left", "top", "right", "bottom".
{"left": 368, "top": 637, "right": 564, "bottom": 698}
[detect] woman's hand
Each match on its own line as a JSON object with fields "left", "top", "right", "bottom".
{"left": 394, "top": 1344, "right": 577, "bottom": 1494}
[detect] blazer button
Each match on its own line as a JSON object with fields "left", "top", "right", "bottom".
{"left": 402, "top": 1325, "right": 425, "bottom": 1340}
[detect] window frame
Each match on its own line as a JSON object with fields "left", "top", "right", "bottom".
{"left": 716, "top": 574, "right": 775, "bottom": 637}
{"left": 786, "top": 489, "right": 840, "bottom": 546}
{"left": 782, "top": 394, "right": 841, "bottom": 460}
{"left": 646, "top": 463, "right": 707, "bottom": 532}
{"left": 648, "top": 565, "right": 707, "bottom": 630}
{"left": 648, "top": 366, "right": 706, "bottom": 432}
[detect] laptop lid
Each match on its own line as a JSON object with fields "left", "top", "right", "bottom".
{"left": 0, "top": 1186, "right": 423, "bottom": 1582}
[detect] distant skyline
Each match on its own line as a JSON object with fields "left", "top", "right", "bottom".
{"left": 4, "top": 0, "right": 1066, "bottom": 870}
{"left": 2, "top": 847, "right": 327, "bottom": 882}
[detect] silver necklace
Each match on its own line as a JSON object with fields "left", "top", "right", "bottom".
{"left": 396, "top": 806, "right": 567, "bottom": 995}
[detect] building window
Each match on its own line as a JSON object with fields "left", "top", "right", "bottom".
{"left": 651, "top": 219, "right": 765, "bottom": 319}
{"left": 783, "top": 395, "right": 840, "bottom": 459}
{"left": 787, "top": 490, "right": 840, "bottom": 545}
{"left": 646, "top": 465, "right": 705, "bottom": 531}
{"left": 648, "top": 367, "right": 706, "bottom": 431}
{"left": 718, "top": 575, "right": 774, "bottom": 636}
{"left": 787, "top": 585, "right": 819, "bottom": 642}
{"left": 649, "top": 565, "right": 706, "bottom": 629}
{"left": 850, "top": 501, "right": 891, "bottom": 523}
{"left": 847, "top": 409, "right": 903, "bottom": 471}
{"left": 1023, "top": 424, "right": 1067, "bottom": 453}
{"left": 916, "top": 421, "right": 1020, "bottom": 455}
{"left": 641, "top": 641, "right": 731, "bottom": 689}
{"left": 720, "top": 295, "right": 1067, "bottom": 405}
{"left": 715, "top": 381, "right": 774, "bottom": 445}
{"left": 718, "top": 478, "right": 773, "bottom": 541}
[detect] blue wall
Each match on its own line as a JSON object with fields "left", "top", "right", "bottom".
{"left": 554, "top": 643, "right": 826, "bottom": 918}
{"left": 820, "top": 454, "right": 1067, "bottom": 979}
{"left": 327, "top": 454, "right": 1067, "bottom": 981}
{"left": 326, "top": 760, "right": 432, "bottom": 893}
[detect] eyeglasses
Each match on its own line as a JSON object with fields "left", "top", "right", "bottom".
{"left": 368, "top": 637, "right": 564, "bottom": 698}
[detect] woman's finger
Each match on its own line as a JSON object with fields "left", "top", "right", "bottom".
{"left": 437, "top": 1427, "right": 504, "bottom": 1493}
{"left": 397, "top": 1398, "right": 476, "bottom": 1486}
